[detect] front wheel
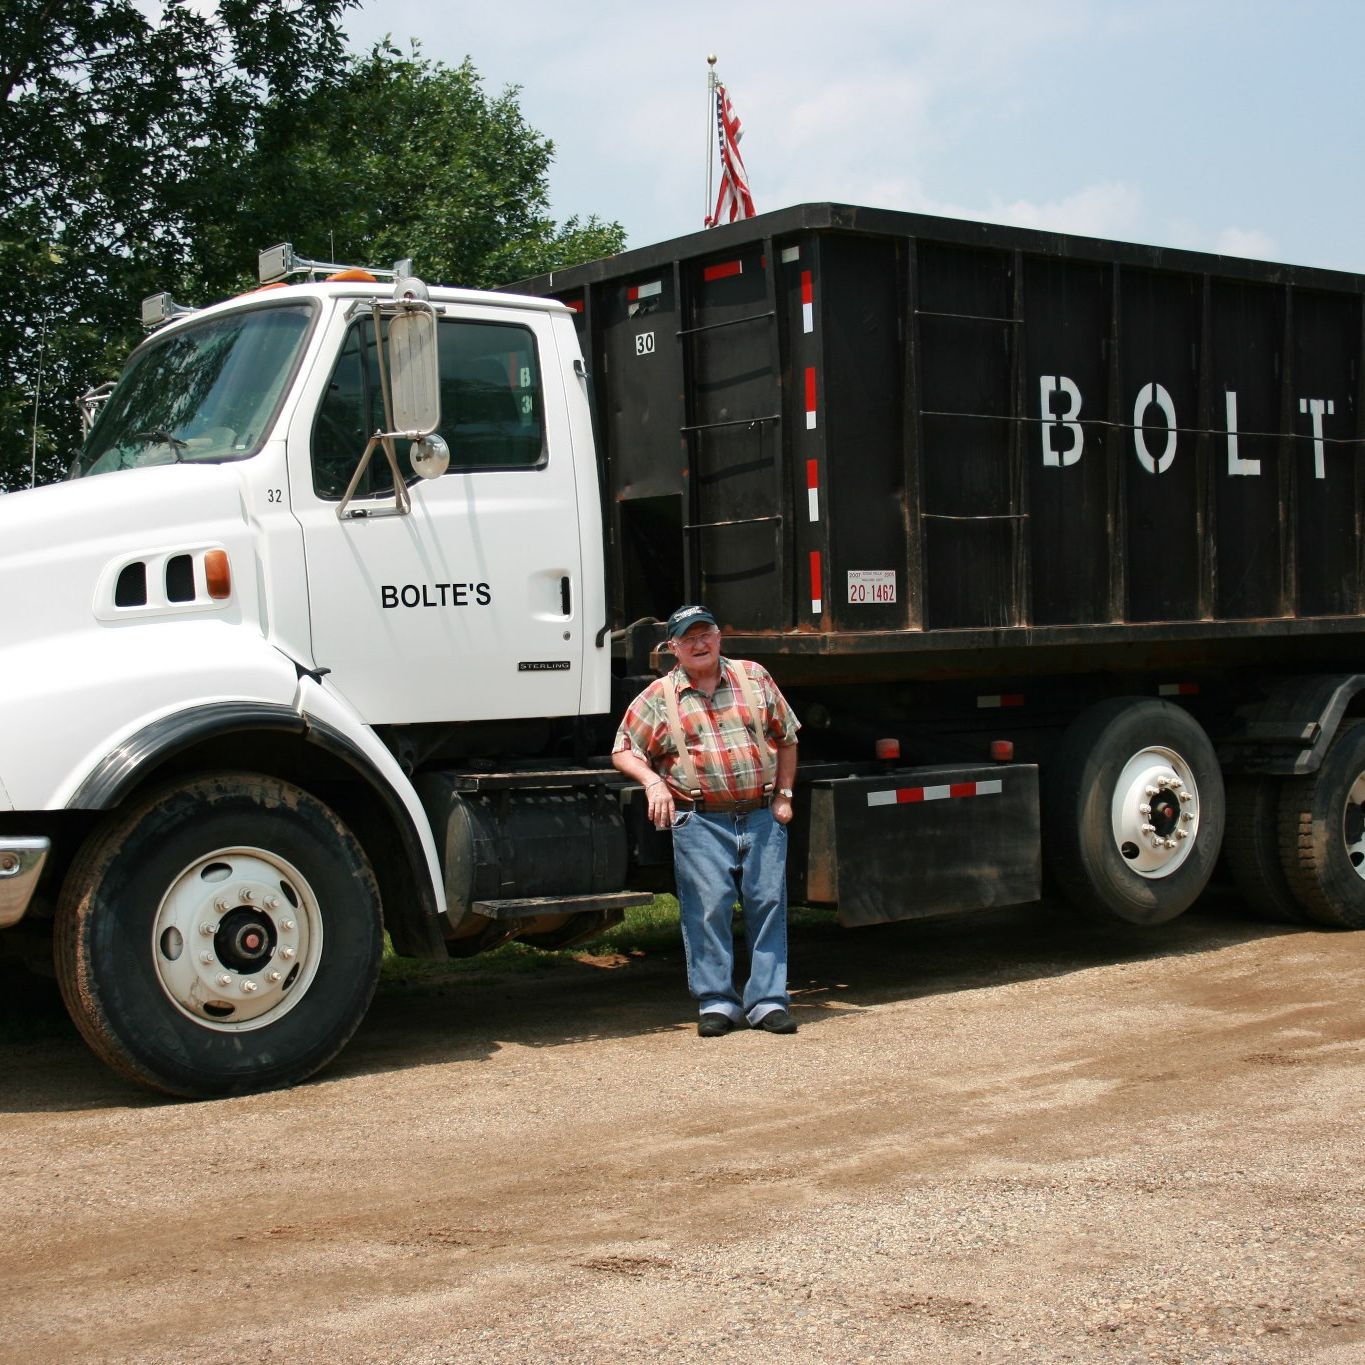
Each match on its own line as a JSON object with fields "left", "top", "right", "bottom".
{"left": 55, "top": 771, "right": 383, "bottom": 1099}
{"left": 1047, "top": 698, "right": 1224, "bottom": 926}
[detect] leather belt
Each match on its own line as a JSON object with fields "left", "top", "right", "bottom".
{"left": 677, "top": 796, "right": 768, "bottom": 814}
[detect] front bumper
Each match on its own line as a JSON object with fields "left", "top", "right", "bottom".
{"left": 0, "top": 839, "right": 50, "bottom": 928}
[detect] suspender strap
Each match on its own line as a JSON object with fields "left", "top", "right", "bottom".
{"left": 731, "top": 662, "right": 778, "bottom": 795}
{"left": 662, "top": 663, "right": 776, "bottom": 801}
{"left": 662, "top": 672, "right": 704, "bottom": 799}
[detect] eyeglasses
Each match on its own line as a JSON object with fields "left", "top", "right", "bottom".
{"left": 671, "top": 629, "right": 720, "bottom": 648}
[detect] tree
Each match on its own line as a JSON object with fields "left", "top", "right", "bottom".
{"left": 2, "top": 17, "right": 624, "bottom": 492}
{"left": 203, "top": 43, "right": 625, "bottom": 291}
{"left": 0, "top": 0, "right": 356, "bottom": 490}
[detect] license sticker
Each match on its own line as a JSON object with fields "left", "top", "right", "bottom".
{"left": 847, "top": 570, "right": 897, "bottom": 604}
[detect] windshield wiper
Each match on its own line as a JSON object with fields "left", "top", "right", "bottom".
{"left": 132, "top": 429, "right": 189, "bottom": 461}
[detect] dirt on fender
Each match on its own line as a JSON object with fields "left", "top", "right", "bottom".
{"left": 1, "top": 897, "right": 1362, "bottom": 1364}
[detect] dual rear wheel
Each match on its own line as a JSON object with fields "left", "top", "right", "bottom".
{"left": 1049, "top": 699, "right": 1365, "bottom": 930}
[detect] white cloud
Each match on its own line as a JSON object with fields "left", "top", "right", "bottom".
{"left": 1213, "top": 227, "right": 1280, "bottom": 262}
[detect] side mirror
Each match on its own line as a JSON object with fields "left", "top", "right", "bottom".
{"left": 386, "top": 309, "right": 440, "bottom": 434}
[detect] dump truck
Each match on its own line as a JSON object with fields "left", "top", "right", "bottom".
{"left": 1, "top": 204, "right": 1362, "bottom": 1098}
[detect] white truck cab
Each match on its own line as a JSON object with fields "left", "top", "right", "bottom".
{"left": 0, "top": 249, "right": 630, "bottom": 1098}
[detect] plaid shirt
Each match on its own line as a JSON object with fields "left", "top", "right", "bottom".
{"left": 614, "top": 658, "right": 799, "bottom": 803}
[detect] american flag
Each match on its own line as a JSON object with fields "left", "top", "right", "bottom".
{"left": 706, "top": 82, "right": 755, "bottom": 227}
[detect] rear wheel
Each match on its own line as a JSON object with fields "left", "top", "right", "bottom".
{"left": 1277, "top": 722, "right": 1365, "bottom": 929}
{"left": 1224, "top": 777, "right": 1311, "bottom": 923}
{"left": 1047, "top": 698, "right": 1224, "bottom": 926}
{"left": 55, "top": 771, "right": 383, "bottom": 1098}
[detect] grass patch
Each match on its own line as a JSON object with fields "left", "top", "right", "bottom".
{"left": 380, "top": 896, "right": 833, "bottom": 990}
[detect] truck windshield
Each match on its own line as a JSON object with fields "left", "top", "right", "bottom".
{"left": 74, "top": 304, "right": 313, "bottom": 478}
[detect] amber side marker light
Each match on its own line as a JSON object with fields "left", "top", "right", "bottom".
{"left": 205, "top": 549, "right": 232, "bottom": 600}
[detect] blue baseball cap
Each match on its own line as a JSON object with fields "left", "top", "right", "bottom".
{"left": 665, "top": 604, "right": 719, "bottom": 639}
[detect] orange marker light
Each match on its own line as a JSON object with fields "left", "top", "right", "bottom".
{"left": 326, "top": 269, "right": 378, "bottom": 283}
{"left": 204, "top": 549, "right": 231, "bottom": 600}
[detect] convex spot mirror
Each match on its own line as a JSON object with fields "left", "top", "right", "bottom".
{"left": 386, "top": 307, "right": 440, "bottom": 435}
{"left": 410, "top": 432, "right": 450, "bottom": 480}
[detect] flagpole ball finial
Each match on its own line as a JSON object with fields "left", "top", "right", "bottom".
{"left": 707, "top": 53, "right": 717, "bottom": 66}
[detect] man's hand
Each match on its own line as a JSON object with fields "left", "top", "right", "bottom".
{"left": 771, "top": 794, "right": 794, "bottom": 826}
{"left": 647, "top": 780, "right": 676, "bottom": 830}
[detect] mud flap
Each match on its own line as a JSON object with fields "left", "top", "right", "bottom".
{"left": 789, "top": 764, "right": 1040, "bottom": 927}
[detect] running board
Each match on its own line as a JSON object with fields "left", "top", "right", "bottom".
{"left": 472, "top": 890, "right": 655, "bottom": 921}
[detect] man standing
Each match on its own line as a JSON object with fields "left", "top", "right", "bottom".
{"left": 612, "top": 605, "right": 800, "bottom": 1036}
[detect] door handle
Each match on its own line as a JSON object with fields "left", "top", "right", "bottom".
{"left": 560, "top": 576, "right": 571, "bottom": 616}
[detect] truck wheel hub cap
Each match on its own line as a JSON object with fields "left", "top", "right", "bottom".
{"left": 1110, "top": 746, "right": 1199, "bottom": 879}
{"left": 152, "top": 848, "right": 323, "bottom": 1031}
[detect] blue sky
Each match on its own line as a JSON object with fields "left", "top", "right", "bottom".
{"left": 344, "top": 0, "right": 1364, "bottom": 275}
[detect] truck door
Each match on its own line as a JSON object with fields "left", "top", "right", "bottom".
{"left": 288, "top": 303, "right": 585, "bottom": 725}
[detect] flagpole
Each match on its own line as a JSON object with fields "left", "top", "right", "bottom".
{"left": 704, "top": 54, "right": 717, "bottom": 227}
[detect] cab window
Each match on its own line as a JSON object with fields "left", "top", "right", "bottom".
{"left": 312, "top": 317, "right": 545, "bottom": 500}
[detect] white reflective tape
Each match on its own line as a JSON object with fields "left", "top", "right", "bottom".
{"left": 811, "top": 598, "right": 823, "bottom": 613}
{"left": 635, "top": 280, "right": 662, "bottom": 299}
{"left": 921, "top": 785, "right": 951, "bottom": 801}
{"left": 867, "top": 790, "right": 896, "bottom": 807}
{"left": 803, "top": 302, "right": 814, "bottom": 334}
{"left": 806, "top": 411, "right": 817, "bottom": 430}
{"left": 975, "top": 780, "right": 1003, "bottom": 796}
{"left": 781, "top": 246, "right": 801, "bottom": 263}
{"left": 807, "top": 488, "right": 819, "bottom": 521}
{"left": 977, "top": 695, "right": 1002, "bottom": 708}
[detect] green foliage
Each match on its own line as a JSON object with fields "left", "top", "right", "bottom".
{"left": 223, "top": 43, "right": 625, "bottom": 290}
{"left": 0, "top": 15, "right": 624, "bottom": 492}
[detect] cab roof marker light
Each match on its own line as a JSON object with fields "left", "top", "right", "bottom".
{"left": 259, "top": 241, "right": 409, "bottom": 286}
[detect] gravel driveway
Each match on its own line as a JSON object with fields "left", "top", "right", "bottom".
{"left": 1, "top": 897, "right": 1361, "bottom": 1363}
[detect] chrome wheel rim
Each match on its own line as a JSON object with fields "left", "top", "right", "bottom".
{"left": 151, "top": 847, "right": 322, "bottom": 1031}
{"left": 1111, "top": 746, "right": 1199, "bottom": 879}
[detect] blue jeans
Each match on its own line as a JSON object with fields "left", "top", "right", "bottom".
{"left": 671, "top": 807, "right": 789, "bottom": 1025}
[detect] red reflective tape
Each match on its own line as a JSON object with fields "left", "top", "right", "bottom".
{"left": 627, "top": 286, "right": 638, "bottom": 302}
{"left": 703, "top": 259, "right": 743, "bottom": 282}
{"left": 897, "top": 787, "right": 925, "bottom": 803}
{"left": 809, "top": 550, "right": 822, "bottom": 600}
{"left": 565, "top": 298, "right": 584, "bottom": 314}
{"left": 805, "top": 367, "right": 817, "bottom": 411}
{"left": 806, "top": 458, "right": 818, "bottom": 490}
{"left": 1001, "top": 693, "right": 1024, "bottom": 707}
{"left": 949, "top": 782, "right": 976, "bottom": 799}
{"left": 801, "top": 269, "right": 813, "bottom": 305}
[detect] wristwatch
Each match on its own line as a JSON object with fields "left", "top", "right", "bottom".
{"left": 775, "top": 787, "right": 794, "bottom": 799}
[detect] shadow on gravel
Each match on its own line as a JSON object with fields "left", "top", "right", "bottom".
{"left": 329, "top": 891, "right": 1309, "bottom": 1083}
{"left": 0, "top": 892, "right": 1314, "bottom": 1112}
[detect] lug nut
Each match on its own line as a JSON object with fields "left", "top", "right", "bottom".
{"left": 280, "top": 919, "right": 296, "bottom": 933}
{"left": 1140, "top": 822, "right": 1156, "bottom": 835}
{"left": 1139, "top": 803, "right": 1152, "bottom": 815}
{"left": 216, "top": 974, "right": 232, "bottom": 987}
{"left": 1176, "top": 829, "right": 1189, "bottom": 840}
{"left": 200, "top": 951, "right": 214, "bottom": 964}
{"left": 264, "top": 895, "right": 280, "bottom": 910}
{"left": 214, "top": 896, "right": 231, "bottom": 913}
{"left": 238, "top": 887, "right": 254, "bottom": 902}
{"left": 1179, "top": 790, "right": 1193, "bottom": 804}
{"left": 1181, "top": 811, "right": 1194, "bottom": 823}
{"left": 267, "top": 970, "right": 282, "bottom": 983}
{"left": 281, "top": 947, "right": 295, "bottom": 960}
{"left": 200, "top": 921, "right": 217, "bottom": 936}
{"left": 1145, "top": 785, "right": 1158, "bottom": 798}
{"left": 242, "top": 980, "right": 258, "bottom": 993}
